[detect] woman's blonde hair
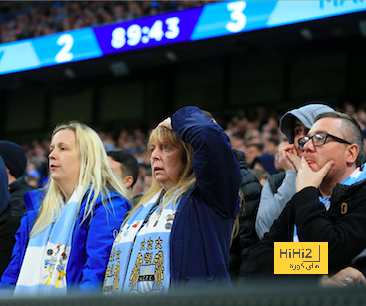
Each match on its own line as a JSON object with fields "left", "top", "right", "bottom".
{"left": 122, "top": 127, "right": 195, "bottom": 225}
{"left": 31, "top": 121, "right": 131, "bottom": 236}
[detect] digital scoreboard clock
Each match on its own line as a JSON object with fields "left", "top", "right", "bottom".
{"left": 0, "top": 0, "right": 365, "bottom": 76}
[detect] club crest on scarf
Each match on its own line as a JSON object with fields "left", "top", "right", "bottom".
{"left": 103, "top": 190, "right": 180, "bottom": 295}
{"left": 129, "top": 238, "right": 164, "bottom": 294}
{"left": 104, "top": 237, "right": 165, "bottom": 294}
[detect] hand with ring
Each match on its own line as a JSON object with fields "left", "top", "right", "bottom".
{"left": 320, "top": 267, "right": 366, "bottom": 287}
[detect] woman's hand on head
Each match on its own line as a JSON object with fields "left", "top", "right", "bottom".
{"left": 158, "top": 117, "right": 172, "bottom": 130}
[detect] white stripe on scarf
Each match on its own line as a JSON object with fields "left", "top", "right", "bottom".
{"left": 14, "top": 187, "right": 82, "bottom": 296}
{"left": 103, "top": 189, "right": 181, "bottom": 295}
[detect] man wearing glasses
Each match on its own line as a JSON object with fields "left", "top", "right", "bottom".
{"left": 247, "top": 111, "right": 366, "bottom": 282}
{"left": 256, "top": 104, "right": 334, "bottom": 241}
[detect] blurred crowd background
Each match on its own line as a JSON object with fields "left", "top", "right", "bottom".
{"left": 1, "top": 1, "right": 365, "bottom": 199}
{"left": 0, "top": 1, "right": 213, "bottom": 43}
{"left": 22, "top": 100, "right": 366, "bottom": 197}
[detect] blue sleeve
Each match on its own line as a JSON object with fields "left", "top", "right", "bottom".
{"left": 78, "top": 196, "right": 131, "bottom": 294}
{"left": 171, "top": 106, "right": 241, "bottom": 218}
{"left": 0, "top": 156, "right": 10, "bottom": 216}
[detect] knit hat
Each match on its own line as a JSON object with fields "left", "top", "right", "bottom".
{"left": 0, "top": 141, "right": 27, "bottom": 178}
{"left": 279, "top": 104, "right": 335, "bottom": 143}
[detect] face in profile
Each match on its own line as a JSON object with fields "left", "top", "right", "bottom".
{"left": 150, "top": 139, "right": 185, "bottom": 191}
{"left": 49, "top": 129, "right": 81, "bottom": 189}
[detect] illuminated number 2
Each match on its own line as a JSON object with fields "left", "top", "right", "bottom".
{"left": 55, "top": 34, "right": 74, "bottom": 63}
{"left": 226, "top": 1, "right": 246, "bottom": 33}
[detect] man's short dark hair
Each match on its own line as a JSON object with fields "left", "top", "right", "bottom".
{"left": 315, "top": 111, "right": 365, "bottom": 167}
{"left": 107, "top": 150, "right": 139, "bottom": 187}
{"left": 268, "top": 138, "right": 280, "bottom": 146}
{"left": 246, "top": 143, "right": 264, "bottom": 151}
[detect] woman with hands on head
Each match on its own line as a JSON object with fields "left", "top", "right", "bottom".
{"left": 0, "top": 121, "right": 132, "bottom": 295}
{"left": 103, "top": 106, "right": 241, "bottom": 294}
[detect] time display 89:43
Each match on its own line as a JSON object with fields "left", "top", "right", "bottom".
{"left": 111, "top": 17, "right": 180, "bottom": 49}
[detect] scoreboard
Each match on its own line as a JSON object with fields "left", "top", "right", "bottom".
{"left": 0, "top": 0, "right": 366, "bottom": 76}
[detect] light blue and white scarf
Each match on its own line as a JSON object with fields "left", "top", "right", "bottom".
{"left": 103, "top": 189, "right": 181, "bottom": 295}
{"left": 14, "top": 188, "right": 82, "bottom": 296}
{"left": 294, "top": 165, "right": 365, "bottom": 242}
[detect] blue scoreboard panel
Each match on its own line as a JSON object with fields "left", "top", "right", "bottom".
{"left": 0, "top": 0, "right": 365, "bottom": 75}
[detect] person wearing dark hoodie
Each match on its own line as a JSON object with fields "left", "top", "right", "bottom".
{"left": 0, "top": 156, "right": 20, "bottom": 277}
{"left": 229, "top": 149, "right": 262, "bottom": 282}
{"left": 0, "top": 141, "right": 34, "bottom": 218}
{"left": 255, "top": 104, "right": 334, "bottom": 240}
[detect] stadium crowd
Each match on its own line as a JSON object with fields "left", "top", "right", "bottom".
{"left": 18, "top": 101, "right": 366, "bottom": 191}
{"left": 0, "top": 101, "right": 366, "bottom": 293}
{"left": 1, "top": 0, "right": 366, "bottom": 297}
{"left": 0, "top": 1, "right": 214, "bottom": 43}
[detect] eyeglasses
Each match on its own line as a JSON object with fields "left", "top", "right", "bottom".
{"left": 298, "top": 132, "right": 352, "bottom": 150}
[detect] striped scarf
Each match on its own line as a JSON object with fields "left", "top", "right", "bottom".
{"left": 103, "top": 189, "right": 181, "bottom": 295}
{"left": 14, "top": 188, "right": 82, "bottom": 296}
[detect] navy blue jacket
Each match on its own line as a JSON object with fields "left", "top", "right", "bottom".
{"left": 169, "top": 106, "right": 241, "bottom": 289}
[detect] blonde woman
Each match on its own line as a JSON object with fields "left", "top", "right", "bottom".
{"left": 103, "top": 106, "right": 241, "bottom": 294}
{"left": 0, "top": 121, "right": 132, "bottom": 295}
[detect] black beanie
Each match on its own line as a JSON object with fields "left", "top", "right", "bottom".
{"left": 0, "top": 141, "right": 27, "bottom": 178}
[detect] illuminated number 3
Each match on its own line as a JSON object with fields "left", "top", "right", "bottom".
{"left": 226, "top": 1, "right": 247, "bottom": 33}
{"left": 55, "top": 34, "right": 74, "bottom": 63}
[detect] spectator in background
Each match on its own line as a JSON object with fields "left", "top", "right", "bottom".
{"left": 25, "top": 161, "right": 41, "bottom": 188}
{"left": 0, "top": 141, "right": 34, "bottom": 218}
{"left": 245, "top": 143, "right": 264, "bottom": 168}
{"left": 24, "top": 139, "right": 50, "bottom": 188}
{"left": 249, "top": 168, "right": 269, "bottom": 186}
{"left": 107, "top": 150, "right": 141, "bottom": 206}
{"left": 143, "top": 166, "right": 152, "bottom": 193}
{"left": 255, "top": 104, "right": 335, "bottom": 240}
{"left": 0, "top": 121, "right": 131, "bottom": 295}
{"left": 252, "top": 153, "right": 278, "bottom": 176}
{"left": 0, "top": 156, "right": 21, "bottom": 278}
{"left": 0, "top": 1, "right": 209, "bottom": 44}
{"left": 265, "top": 138, "right": 280, "bottom": 156}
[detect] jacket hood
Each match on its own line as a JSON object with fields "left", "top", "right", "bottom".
{"left": 279, "top": 103, "right": 334, "bottom": 143}
{"left": 232, "top": 149, "right": 248, "bottom": 170}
